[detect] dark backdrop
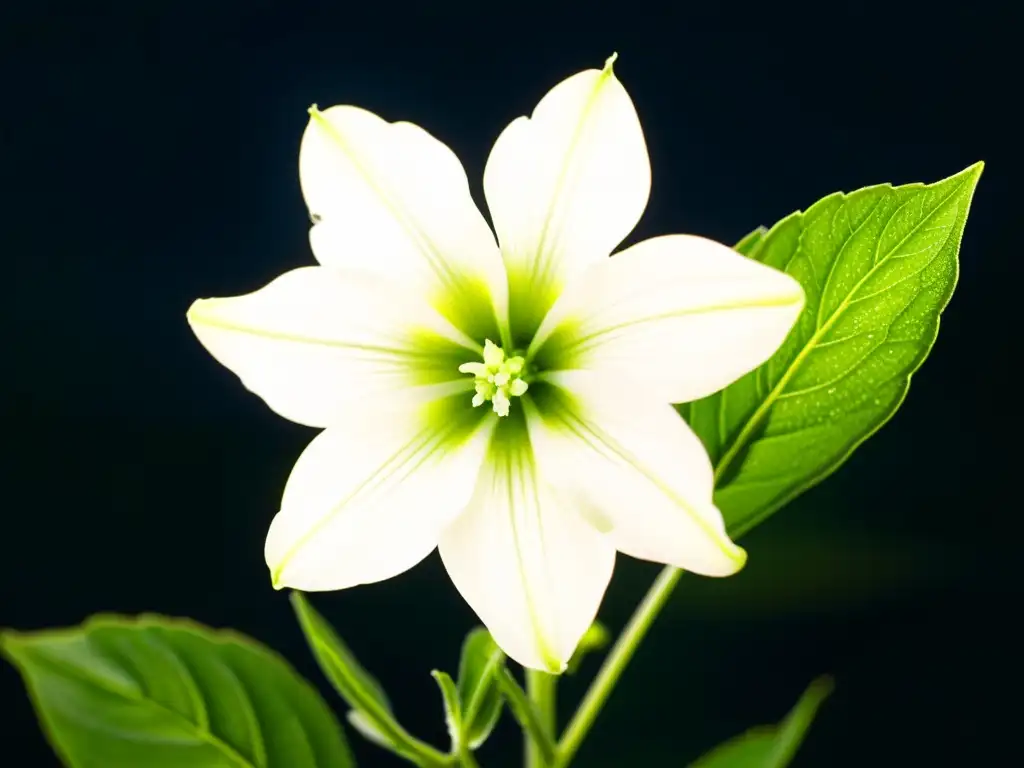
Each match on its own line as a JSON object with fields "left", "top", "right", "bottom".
{"left": 1, "top": 1, "right": 1015, "bottom": 765}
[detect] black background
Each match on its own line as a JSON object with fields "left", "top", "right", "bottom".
{"left": 1, "top": 1, "right": 1016, "bottom": 765}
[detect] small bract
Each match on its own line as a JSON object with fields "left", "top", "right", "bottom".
{"left": 188, "top": 55, "right": 804, "bottom": 672}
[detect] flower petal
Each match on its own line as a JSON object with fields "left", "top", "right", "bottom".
{"left": 438, "top": 414, "right": 615, "bottom": 672}
{"left": 301, "top": 105, "right": 508, "bottom": 342}
{"left": 266, "top": 393, "right": 495, "bottom": 591}
{"left": 188, "top": 266, "right": 476, "bottom": 428}
{"left": 530, "top": 371, "right": 746, "bottom": 577}
{"left": 483, "top": 55, "right": 650, "bottom": 340}
{"left": 532, "top": 235, "right": 805, "bottom": 404}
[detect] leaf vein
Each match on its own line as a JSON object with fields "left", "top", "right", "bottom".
{"left": 24, "top": 641, "right": 254, "bottom": 767}
{"left": 712, "top": 175, "right": 971, "bottom": 484}
{"left": 815, "top": 193, "right": 888, "bottom": 328}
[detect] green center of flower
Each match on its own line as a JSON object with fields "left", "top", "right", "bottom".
{"left": 458, "top": 339, "right": 530, "bottom": 418}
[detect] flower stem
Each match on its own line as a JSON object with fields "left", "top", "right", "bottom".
{"left": 554, "top": 565, "right": 684, "bottom": 768}
{"left": 525, "top": 669, "right": 557, "bottom": 767}
{"left": 457, "top": 745, "right": 482, "bottom": 768}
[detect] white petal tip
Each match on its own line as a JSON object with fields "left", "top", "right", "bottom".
{"left": 308, "top": 105, "right": 334, "bottom": 131}
{"left": 603, "top": 52, "right": 618, "bottom": 72}
{"left": 188, "top": 295, "right": 247, "bottom": 326}
{"left": 785, "top": 277, "right": 807, "bottom": 307}
{"left": 709, "top": 543, "right": 748, "bottom": 578}
{"left": 546, "top": 658, "right": 568, "bottom": 675}
{"left": 185, "top": 298, "right": 210, "bottom": 325}
{"left": 186, "top": 297, "right": 230, "bottom": 333}
{"left": 731, "top": 544, "right": 749, "bottom": 570}
{"left": 758, "top": 271, "right": 805, "bottom": 311}
{"left": 516, "top": 655, "right": 568, "bottom": 675}
{"left": 664, "top": 540, "right": 747, "bottom": 578}
{"left": 269, "top": 567, "right": 287, "bottom": 591}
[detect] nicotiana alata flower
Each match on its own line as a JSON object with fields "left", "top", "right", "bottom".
{"left": 188, "top": 55, "right": 804, "bottom": 672}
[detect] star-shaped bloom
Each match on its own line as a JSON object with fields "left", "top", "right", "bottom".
{"left": 188, "top": 56, "right": 804, "bottom": 672}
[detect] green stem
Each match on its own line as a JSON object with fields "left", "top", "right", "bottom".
{"left": 525, "top": 669, "right": 557, "bottom": 767}
{"left": 554, "top": 566, "right": 684, "bottom": 768}
{"left": 457, "top": 745, "right": 481, "bottom": 768}
{"left": 500, "top": 670, "right": 556, "bottom": 764}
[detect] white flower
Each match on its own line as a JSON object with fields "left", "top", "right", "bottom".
{"left": 187, "top": 55, "right": 804, "bottom": 672}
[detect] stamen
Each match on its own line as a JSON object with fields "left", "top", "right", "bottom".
{"left": 460, "top": 339, "right": 530, "bottom": 417}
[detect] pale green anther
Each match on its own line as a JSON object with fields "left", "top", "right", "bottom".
{"left": 461, "top": 339, "right": 530, "bottom": 417}
{"left": 483, "top": 339, "right": 504, "bottom": 368}
{"left": 493, "top": 389, "right": 511, "bottom": 418}
{"left": 458, "top": 361, "right": 490, "bottom": 377}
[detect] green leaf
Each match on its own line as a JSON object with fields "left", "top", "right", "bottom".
{"left": 496, "top": 669, "right": 556, "bottom": 765}
{"left": 733, "top": 225, "right": 769, "bottom": 256}
{"left": 0, "top": 614, "right": 352, "bottom": 768}
{"left": 346, "top": 710, "right": 394, "bottom": 751}
{"left": 681, "top": 163, "right": 983, "bottom": 535}
{"left": 289, "top": 592, "right": 448, "bottom": 767}
{"left": 690, "top": 676, "right": 833, "bottom": 767}
{"left": 431, "top": 670, "right": 462, "bottom": 749}
{"left": 456, "top": 628, "right": 505, "bottom": 749}
{"left": 290, "top": 593, "right": 391, "bottom": 713}
{"left": 565, "top": 621, "right": 610, "bottom": 675}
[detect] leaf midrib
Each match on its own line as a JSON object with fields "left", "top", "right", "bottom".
{"left": 305, "top": 640, "right": 452, "bottom": 768}
{"left": 711, "top": 175, "right": 968, "bottom": 485}
{"left": 462, "top": 646, "right": 503, "bottom": 732}
{"left": 19, "top": 642, "right": 255, "bottom": 768}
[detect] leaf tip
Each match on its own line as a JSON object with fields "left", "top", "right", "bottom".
{"left": 808, "top": 674, "right": 836, "bottom": 700}
{"left": 0, "top": 629, "right": 21, "bottom": 656}
{"left": 949, "top": 160, "right": 984, "bottom": 190}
